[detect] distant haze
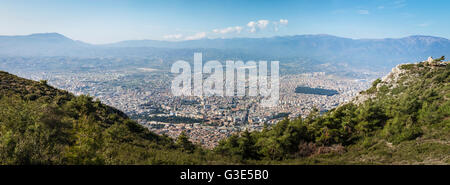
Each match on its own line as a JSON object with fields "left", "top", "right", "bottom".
{"left": 0, "top": 33, "right": 449, "bottom": 70}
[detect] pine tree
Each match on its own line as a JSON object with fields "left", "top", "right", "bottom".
{"left": 176, "top": 131, "right": 195, "bottom": 153}
{"left": 239, "top": 130, "right": 258, "bottom": 160}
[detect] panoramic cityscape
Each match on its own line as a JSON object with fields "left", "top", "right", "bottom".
{"left": 9, "top": 62, "right": 372, "bottom": 148}
{"left": 0, "top": 1, "right": 449, "bottom": 183}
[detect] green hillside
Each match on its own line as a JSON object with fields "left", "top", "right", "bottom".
{"left": 1, "top": 60, "right": 449, "bottom": 165}
{"left": 0, "top": 71, "right": 229, "bottom": 164}
{"left": 215, "top": 62, "right": 450, "bottom": 164}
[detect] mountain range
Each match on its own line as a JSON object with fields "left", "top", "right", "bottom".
{"left": 1, "top": 33, "right": 450, "bottom": 69}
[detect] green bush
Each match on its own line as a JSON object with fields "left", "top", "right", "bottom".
{"left": 400, "top": 64, "right": 415, "bottom": 70}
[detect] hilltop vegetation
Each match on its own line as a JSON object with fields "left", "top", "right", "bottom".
{"left": 0, "top": 71, "right": 230, "bottom": 164}
{"left": 0, "top": 61, "right": 449, "bottom": 165}
{"left": 215, "top": 62, "right": 450, "bottom": 164}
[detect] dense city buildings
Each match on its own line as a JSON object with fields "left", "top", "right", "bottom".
{"left": 13, "top": 67, "right": 372, "bottom": 148}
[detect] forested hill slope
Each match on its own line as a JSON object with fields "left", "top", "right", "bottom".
{"left": 0, "top": 71, "right": 227, "bottom": 164}
{"left": 1, "top": 59, "right": 449, "bottom": 165}
{"left": 215, "top": 61, "right": 450, "bottom": 164}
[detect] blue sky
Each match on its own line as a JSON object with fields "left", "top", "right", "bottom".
{"left": 1, "top": 0, "right": 449, "bottom": 44}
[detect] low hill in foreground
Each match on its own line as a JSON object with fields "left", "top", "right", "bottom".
{"left": 0, "top": 60, "right": 449, "bottom": 164}
{"left": 0, "top": 71, "right": 229, "bottom": 164}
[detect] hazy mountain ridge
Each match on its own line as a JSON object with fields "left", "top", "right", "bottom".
{"left": 106, "top": 34, "right": 450, "bottom": 66}
{"left": 0, "top": 33, "right": 93, "bottom": 56}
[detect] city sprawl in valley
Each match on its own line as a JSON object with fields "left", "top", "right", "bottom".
{"left": 0, "top": 31, "right": 449, "bottom": 165}
{"left": 4, "top": 56, "right": 372, "bottom": 148}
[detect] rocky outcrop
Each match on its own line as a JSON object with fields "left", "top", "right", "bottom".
{"left": 351, "top": 63, "right": 409, "bottom": 105}
{"left": 381, "top": 64, "right": 407, "bottom": 84}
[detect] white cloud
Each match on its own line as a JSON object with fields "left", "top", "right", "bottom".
{"left": 235, "top": 26, "right": 243, "bottom": 33}
{"left": 247, "top": 19, "right": 271, "bottom": 33}
{"left": 165, "top": 18, "right": 288, "bottom": 40}
{"left": 184, "top": 32, "right": 206, "bottom": 40}
{"left": 247, "top": 21, "right": 257, "bottom": 33}
{"left": 279, "top": 19, "right": 288, "bottom": 25}
{"left": 163, "top": 34, "right": 183, "bottom": 40}
{"left": 213, "top": 26, "right": 243, "bottom": 34}
{"left": 257, "top": 20, "right": 269, "bottom": 29}
{"left": 357, "top": 10, "right": 370, "bottom": 15}
{"left": 273, "top": 19, "right": 289, "bottom": 32}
